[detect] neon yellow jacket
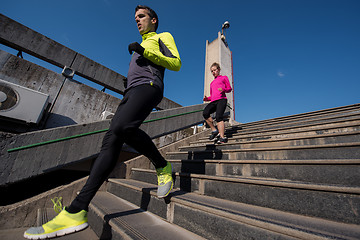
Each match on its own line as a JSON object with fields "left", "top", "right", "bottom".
{"left": 127, "top": 31, "right": 181, "bottom": 92}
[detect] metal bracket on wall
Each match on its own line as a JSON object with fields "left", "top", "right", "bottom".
{"left": 61, "top": 66, "right": 75, "bottom": 79}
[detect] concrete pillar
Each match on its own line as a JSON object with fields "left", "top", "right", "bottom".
{"left": 204, "top": 32, "right": 235, "bottom": 123}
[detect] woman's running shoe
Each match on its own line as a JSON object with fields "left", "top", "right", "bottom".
{"left": 217, "top": 137, "right": 228, "bottom": 144}
{"left": 209, "top": 129, "right": 220, "bottom": 140}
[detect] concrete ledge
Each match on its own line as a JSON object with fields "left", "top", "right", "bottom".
{"left": 1, "top": 103, "right": 210, "bottom": 186}
{"left": 0, "top": 177, "right": 90, "bottom": 229}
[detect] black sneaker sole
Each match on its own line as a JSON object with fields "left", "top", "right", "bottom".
{"left": 209, "top": 133, "right": 220, "bottom": 140}
{"left": 217, "top": 138, "right": 228, "bottom": 144}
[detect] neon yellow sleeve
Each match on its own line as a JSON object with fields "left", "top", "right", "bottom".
{"left": 143, "top": 32, "right": 181, "bottom": 71}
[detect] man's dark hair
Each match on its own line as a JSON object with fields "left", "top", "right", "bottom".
{"left": 135, "top": 5, "right": 159, "bottom": 31}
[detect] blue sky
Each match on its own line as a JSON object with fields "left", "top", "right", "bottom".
{"left": 1, "top": 0, "right": 360, "bottom": 123}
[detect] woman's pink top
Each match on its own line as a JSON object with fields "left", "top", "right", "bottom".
{"left": 204, "top": 75, "right": 232, "bottom": 102}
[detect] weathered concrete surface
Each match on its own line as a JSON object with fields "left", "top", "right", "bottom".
{"left": 0, "top": 103, "right": 208, "bottom": 186}
{"left": 0, "top": 50, "right": 122, "bottom": 129}
{"left": 45, "top": 78, "right": 121, "bottom": 128}
{"left": 0, "top": 13, "right": 124, "bottom": 94}
{"left": 0, "top": 50, "right": 63, "bottom": 104}
{"left": 0, "top": 177, "right": 92, "bottom": 229}
{"left": 1, "top": 120, "right": 110, "bottom": 186}
{"left": 141, "top": 103, "right": 207, "bottom": 138}
{"left": 157, "top": 97, "right": 182, "bottom": 111}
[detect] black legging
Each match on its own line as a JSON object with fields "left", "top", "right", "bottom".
{"left": 68, "top": 84, "right": 167, "bottom": 212}
{"left": 203, "top": 98, "right": 227, "bottom": 122}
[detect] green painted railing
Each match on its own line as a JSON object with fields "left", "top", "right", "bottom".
{"left": 7, "top": 109, "right": 204, "bottom": 153}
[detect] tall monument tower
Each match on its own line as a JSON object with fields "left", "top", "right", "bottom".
{"left": 204, "top": 22, "right": 235, "bottom": 123}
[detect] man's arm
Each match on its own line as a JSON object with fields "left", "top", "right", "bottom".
{"left": 143, "top": 32, "right": 181, "bottom": 71}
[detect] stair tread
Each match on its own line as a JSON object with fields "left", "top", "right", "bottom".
{"left": 235, "top": 104, "right": 360, "bottom": 127}
{"left": 197, "top": 120, "right": 360, "bottom": 142}
{"left": 91, "top": 191, "right": 206, "bottom": 240}
{"left": 199, "top": 118, "right": 360, "bottom": 141}
{"left": 130, "top": 167, "right": 360, "bottom": 194}
{"left": 188, "top": 129, "right": 360, "bottom": 147}
{"left": 168, "top": 141, "right": 360, "bottom": 154}
{"left": 229, "top": 111, "right": 360, "bottom": 132}
{"left": 167, "top": 158, "right": 360, "bottom": 164}
{"left": 109, "top": 178, "right": 360, "bottom": 239}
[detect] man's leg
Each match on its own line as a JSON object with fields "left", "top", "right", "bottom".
{"left": 24, "top": 85, "right": 164, "bottom": 239}
{"left": 24, "top": 108, "right": 126, "bottom": 240}
{"left": 74, "top": 84, "right": 165, "bottom": 207}
{"left": 114, "top": 85, "right": 172, "bottom": 197}
{"left": 68, "top": 129, "right": 124, "bottom": 212}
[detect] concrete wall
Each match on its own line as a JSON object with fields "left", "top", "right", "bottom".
{"left": 0, "top": 103, "right": 208, "bottom": 186}
{"left": 0, "top": 50, "right": 121, "bottom": 129}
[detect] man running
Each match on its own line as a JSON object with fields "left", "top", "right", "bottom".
{"left": 24, "top": 5, "right": 181, "bottom": 239}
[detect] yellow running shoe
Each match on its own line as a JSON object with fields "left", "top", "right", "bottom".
{"left": 24, "top": 208, "right": 88, "bottom": 239}
{"left": 156, "top": 161, "right": 173, "bottom": 198}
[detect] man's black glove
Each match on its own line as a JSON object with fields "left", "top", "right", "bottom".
{"left": 128, "top": 42, "right": 145, "bottom": 55}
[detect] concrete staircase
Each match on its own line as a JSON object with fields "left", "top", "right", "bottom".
{"left": 83, "top": 104, "right": 360, "bottom": 239}
{"left": 84, "top": 104, "right": 360, "bottom": 239}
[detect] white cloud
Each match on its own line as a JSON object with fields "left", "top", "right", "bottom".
{"left": 277, "top": 71, "right": 285, "bottom": 78}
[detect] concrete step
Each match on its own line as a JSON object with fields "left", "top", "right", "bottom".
{"left": 199, "top": 115, "right": 360, "bottom": 144}
{"left": 89, "top": 191, "right": 206, "bottom": 240}
{"left": 234, "top": 104, "right": 360, "bottom": 130}
{"left": 184, "top": 131, "right": 360, "bottom": 152}
{"left": 238, "top": 112, "right": 360, "bottom": 134}
{"left": 195, "top": 120, "right": 360, "bottom": 146}
{"left": 166, "top": 159, "right": 360, "bottom": 187}
{"left": 235, "top": 115, "right": 360, "bottom": 137}
{"left": 167, "top": 142, "right": 360, "bottom": 161}
{"left": 106, "top": 178, "right": 360, "bottom": 240}
{"left": 129, "top": 168, "right": 360, "bottom": 225}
